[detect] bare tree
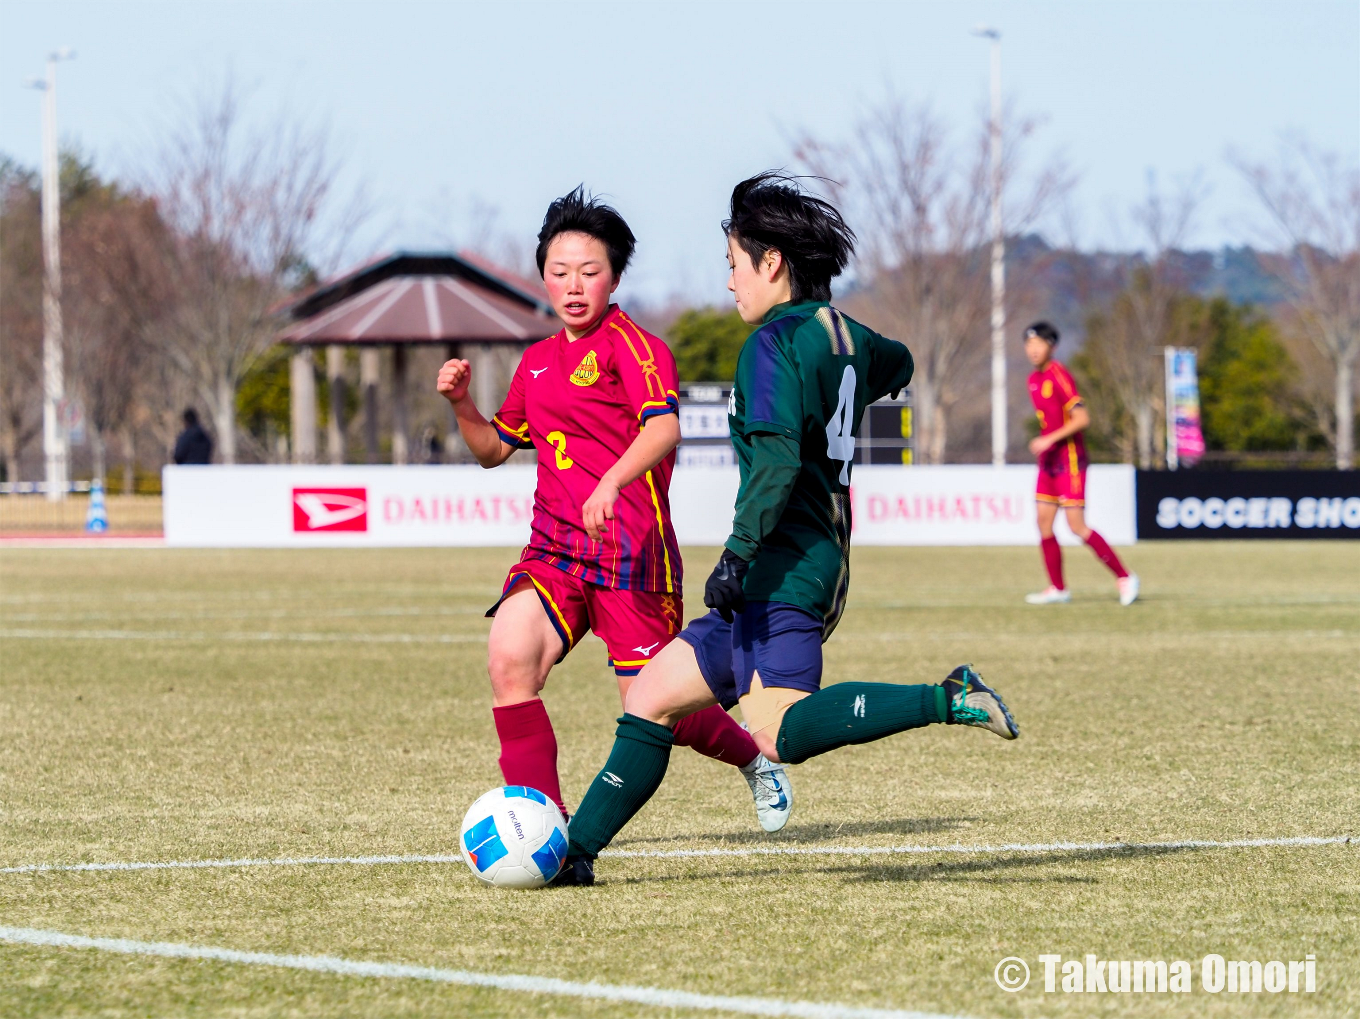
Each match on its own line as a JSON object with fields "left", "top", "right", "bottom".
{"left": 1074, "top": 177, "right": 1202, "bottom": 468}
{"left": 61, "top": 158, "right": 172, "bottom": 483}
{"left": 1237, "top": 141, "right": 1360, "bottom": 469}
{"left": 798, "top": 97, "right": 1068, "bottom": 462}
{"left": 145, "top": 82, "right": 362, "bottom": 463}
{"left": 0, "top": 158, "right": 44, "bottom": 483}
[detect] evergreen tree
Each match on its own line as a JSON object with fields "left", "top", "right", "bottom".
{"left": 666, "top": 307, "right": 748, "bottom": 382}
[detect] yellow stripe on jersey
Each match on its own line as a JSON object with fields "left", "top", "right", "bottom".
{"left": 644, "top": 469, "right": 674, "bottom": 594}
{"left": 612, "top": 313, "right": 666, "bottom": 401}
{"left": 492, "top": 415, "right": 529, "bottom": 439}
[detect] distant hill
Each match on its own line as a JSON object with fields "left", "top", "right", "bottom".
{"left": 1005, "top": 236, "right": 1287, "bottom": 353}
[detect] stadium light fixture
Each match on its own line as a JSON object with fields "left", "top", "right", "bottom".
{"left": 973, "top": 25, "right": 1006, "bottom": 466}
{"left": 28, "top": 48, "right": 77, "bottom": 499}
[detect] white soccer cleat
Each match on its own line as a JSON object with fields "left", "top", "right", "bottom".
{"left": 1025, "top": 586, "right": 1071, "bottom": 605}
{"left": 740, "top": 754, "right": 793, "bottom": 833}
{"left": 1118, "top": 573, "right": 1140, "bottom": 606}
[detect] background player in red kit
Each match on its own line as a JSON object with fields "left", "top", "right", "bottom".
{"left": 1023, "top": 321, "right": 1139, "bottom": 606}
{"left": 436, "top": 189, "right": 791, "bottom": 881}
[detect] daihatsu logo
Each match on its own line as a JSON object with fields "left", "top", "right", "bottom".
{"left": 292, "top": 488, "right": 368, "bottom": 532}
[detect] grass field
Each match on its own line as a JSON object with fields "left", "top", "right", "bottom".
{"left": 1, "top": 543, "right": 1357, "bottom": 1018}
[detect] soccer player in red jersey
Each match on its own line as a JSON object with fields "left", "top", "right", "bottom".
{"left": 1023, "top": 321, "right": 1139, "bottom": 606}
{"left": 436, "top": 189, "right": 789, "bottom": 881}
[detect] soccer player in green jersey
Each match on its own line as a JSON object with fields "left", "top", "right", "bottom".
{"left": 553, "top": 174, "right": 1019, "bottom": 883}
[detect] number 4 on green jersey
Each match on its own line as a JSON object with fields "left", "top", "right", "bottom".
{"left": 727, "top": 300, "right": 913, "bottom": 634}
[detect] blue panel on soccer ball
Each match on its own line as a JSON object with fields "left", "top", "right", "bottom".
{"left": 505, "top": 785, "right": 547, "bottom": 806}
{"left": 530, "top": 826, "right": 568, "bottom": 878}
{"left": 462, "top": 815, "right": 508, "bottom": 871}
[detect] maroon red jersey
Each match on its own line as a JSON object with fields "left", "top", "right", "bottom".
{"left": 1027, "top": 360, "right": 1088, "bottom": 477}
{"left": 492, "top": 305, "right": 681, "bottom": 593}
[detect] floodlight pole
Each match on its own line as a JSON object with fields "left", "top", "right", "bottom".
{"left": 975, "top": 27, "right": 1006, "bottom": 466}
{"left": 28, "top": 50, "right": 75, "bottom": 500}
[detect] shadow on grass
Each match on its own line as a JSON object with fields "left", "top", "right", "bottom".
{"left": 603, "top": 843, "right": 1206, "bottom": 888}
{"left": 612, "top": 815, "right": 977, "bottom": 849}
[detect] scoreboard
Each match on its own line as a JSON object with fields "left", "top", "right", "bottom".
{"left": 677, "top": 384, "right": 914, "bottom": 467}
{"left": 854, "top": 389, "right": 915, "bottom": 465}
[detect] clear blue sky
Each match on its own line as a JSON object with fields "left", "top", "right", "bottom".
{"left": 2, "top": 0, "right": 1356, "bottom": 305}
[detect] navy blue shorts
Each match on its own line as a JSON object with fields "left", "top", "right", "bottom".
{"left": 678, "top": 602, "right": 824, "bottom": 711}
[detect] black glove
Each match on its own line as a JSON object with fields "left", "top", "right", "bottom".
{"left": 703, "top": 549, "right": 750, "bottom": 623}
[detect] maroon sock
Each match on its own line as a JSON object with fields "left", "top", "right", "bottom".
{"left": 1084, "top": 530, "right": 1129, "bottom": 579}
{"left": 1041, "top": 535, "right": 1065, "bottom": 590}
{"left": 671, "top": 703, "right": 760, "bottom": 767}
{"left": 491, "top": 699, "right": 566, "bottom": 816}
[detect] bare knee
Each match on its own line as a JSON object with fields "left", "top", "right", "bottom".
{"left": 487, "top": 643, "right": 549, "bottom": 706}
{"left": 487, "top": 628, "right": 556, "bottom": 706}
{"left": 486, "top": 583, "right": 561, "bottom": 706}
{"left": 1065, "top": 509, "right": 1091, "bottom": 539}
{"left": 624, "top": 672, "right": 685, "bottom": 727}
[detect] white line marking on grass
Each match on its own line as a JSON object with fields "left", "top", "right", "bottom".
{"left": 0, "top": 926, "right": 960, "bottom": 1019}
{"left": 1, "top": 853, "right": 465, "bottom": 875}
{"left": 3, "top": 835, "right": 1349, "bottom": 876}
{"left": 0, "top": 628, "right": 483, "bottom": 644}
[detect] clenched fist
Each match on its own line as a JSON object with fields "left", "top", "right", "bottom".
{"left": 436, "top": 358, "right": 473, "bottom": 404}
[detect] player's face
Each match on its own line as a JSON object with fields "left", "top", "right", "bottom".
{"left": 727, "top": 234, "right": 790, "bottom": 324}
{"left": 1024, "top": 335, "right": 1053, "bottom": 368}
{"left": 543, "top": 232, "right": 619, "bottom": 338}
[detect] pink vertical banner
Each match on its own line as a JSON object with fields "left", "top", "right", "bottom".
{"left": 1164, "top": 348, "right": 1205, "bottom": 469}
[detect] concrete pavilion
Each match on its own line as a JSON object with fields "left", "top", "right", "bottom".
{"left": 278, "top": 251, "right": 558, "bottom": 464}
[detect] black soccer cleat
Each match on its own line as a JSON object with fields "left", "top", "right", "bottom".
{"left": 550, "top": 855, "right": 595, "bottom": 887}
{"left": 942, "top": 664, "right": 1019, "bottom": 740}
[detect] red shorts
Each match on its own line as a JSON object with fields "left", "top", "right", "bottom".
{"left": 1036, "top": 464, "right": 1086, "bottom": 507}
{"left": 487, "top": 558, "right": 682, "bottom": 677}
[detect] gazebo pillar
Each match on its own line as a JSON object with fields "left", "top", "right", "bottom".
{"left": 391, "top": 344, "right": 409, "bottom": 466}
{"left": 444, "top": 342, "right": 471, "bottom": 463}
{"left": 470, "top": 343, "right": 501, "bottom": 419}
{"left": 290, "top": 346, "right": 317, "bottom": 464}
{"left": 361, "top": 347, "right": 380, "bottom": 464}
{"left": 326, "top": 344, "right": 346, "bottom": 464}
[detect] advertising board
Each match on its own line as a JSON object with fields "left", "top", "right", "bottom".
{"left": 164, "top": 464, "right": 1136, "bottom": 548}
{"left": 1136, "top": 470, "right": 1360, "bottom": 539}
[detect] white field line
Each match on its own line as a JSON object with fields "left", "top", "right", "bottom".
{"left": 0, "top": 628, "right": 483, "bottom": 644}
{"left": 6, "top": 627, "right": 1351, "bottom": 646}
{"left": 0, "top": 925, "right": 958, "bottom": 1019}
{"left": 3, "top": 835, "right": 1350, "bottom": 876}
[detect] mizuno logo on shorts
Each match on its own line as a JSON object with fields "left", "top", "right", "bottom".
{"left": 633, "top": 642, "right": 661, "bottom": 656}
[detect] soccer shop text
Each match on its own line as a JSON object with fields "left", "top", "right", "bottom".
{"left": 993, "top": 953, "right": 1318, "bottom": 995}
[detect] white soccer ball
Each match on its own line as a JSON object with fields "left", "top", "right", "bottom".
{"left": 459, "top": 786, "right": 568, "bottom": 888}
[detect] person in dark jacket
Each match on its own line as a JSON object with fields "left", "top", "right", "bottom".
{"left": 173, "top": 409, "right": 213, "bottom": 465}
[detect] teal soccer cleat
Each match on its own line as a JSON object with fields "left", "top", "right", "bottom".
{"left": 942, "top": 664, "right": 1019, "bottom": 740}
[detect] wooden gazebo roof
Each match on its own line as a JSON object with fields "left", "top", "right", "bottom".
{"left": 279, "top": 252, "right": 558, "bottom": 345}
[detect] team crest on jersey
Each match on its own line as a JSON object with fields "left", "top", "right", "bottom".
{"left": 570, "top": 350, "right": 601, "bottom": 387}
{"left": 1041, "top": 379, "right": 1054, "bottom": 399}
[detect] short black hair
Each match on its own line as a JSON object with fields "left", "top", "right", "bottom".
{"left": 535, "top": 186, "right": 636, "bottom": 279}
{"left": 1024, "top": 321, "right": 1060, "bottom": 346}
{"left": 183, "top": 408, "right": 200, "bottom": 427}
{"left": 723, "top": 172, "right": 855, "bottom": 304}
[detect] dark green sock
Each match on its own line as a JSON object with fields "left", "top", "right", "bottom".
{"left": 565, "top": 714, "right": 675, "bottom": 859}
{"left": 775, "top": 683, "right": 946, "bottom": 765}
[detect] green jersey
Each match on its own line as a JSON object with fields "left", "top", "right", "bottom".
{"left": 724, "top": 301, "right": 914, "bottom": 635}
